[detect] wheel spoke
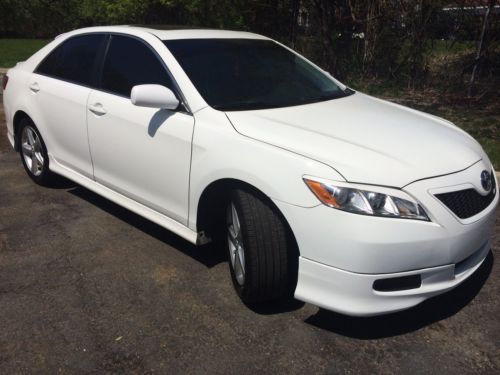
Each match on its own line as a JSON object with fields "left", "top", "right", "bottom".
{"left": 227, "top": 201, "right": 245, "bottom": 285}
{"left": 33, "top": 138, "right": 41, "bottom": 153}
{"left": 35, "top": 152, "right": 44, "bottom": 165}
{"left": 234, "top": 248, "right": 245, "bottom": 278}
{"left": 228, "top": 224, "right": 237, "bottom": 242}
{"left": 231, "top": 204, "right": 240, "bottom": 238}
{"left": 227, "top": 225, "right": 236, "bottom": 265}
{"left": 26, "top": 128, "right": 36, "bottom": 145}
{"left": 31, "top": 154, "right": 39, "bottom": 174}
{"left": 237, "top": 247, "right": 245, "bottom": 274}
{"left": 229, "top": 248, "right": 235, "bottom": 266}
{"left": 22, "top": 143, "right": 33, "bottom": 157}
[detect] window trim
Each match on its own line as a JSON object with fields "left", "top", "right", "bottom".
{"left": 33, "top": 32, "right": 109, "bottom": 90}
{"left": 97, "top": 33, "right": 191, "bottom": 114}
{"left": 33, "top": 31, "right": 192, "bottom": 115}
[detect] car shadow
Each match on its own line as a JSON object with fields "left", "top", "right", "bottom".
{"left": 62, "top": 183, "right": 306, "bottom": 314}
{"left": 68, "top": 186, "right": 226, "bottom": 268}
{"left": 55, "top": 181, "right": 307, "bottom": 314}
{"left": 148, "top": 109, "right": 174, "bottom": 137}
{"left": 304, "top": 251, "right": 494, "bottom": 339}
{"left": 248, "top": 298, "right": 306, "bottom": 315}
{"left": 44, "top": 173, "right": 78, "bottom": 189}
{"left": 57, "top": 179, "right": 494, "bottom": 326}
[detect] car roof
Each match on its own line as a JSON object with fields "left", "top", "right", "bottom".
{"left": 138, "top": 26, "right": 269, "bottom": 41}
{"left": 59, "top": 25, "right": 269, "bottom": 41}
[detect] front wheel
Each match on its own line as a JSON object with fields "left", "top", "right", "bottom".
{"left": 226, "top": 188, "right": 298, "bottom": 304}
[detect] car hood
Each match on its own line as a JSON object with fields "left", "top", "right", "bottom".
{"left": 225, "top": 93, "right": 487, "bottom": 187}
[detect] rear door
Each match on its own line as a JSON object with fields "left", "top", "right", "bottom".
{"left": 87, "top": 34, "right": 194, "bottom": 224}
{"left": 31, "top": 34, "right": 107, "bottom": 178}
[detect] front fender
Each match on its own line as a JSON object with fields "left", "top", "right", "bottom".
{"left": 188, "top": 107, "right": 344, "bottom": 230}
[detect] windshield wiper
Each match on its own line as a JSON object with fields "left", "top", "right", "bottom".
{"left": 213, "top": 89, "right": 356, "bottom": 111}
{"left": 300, "top": 90, "right": 354, "bottom": 104}
{"left": 213, "top": 100, "right": 278, "bottom": 111}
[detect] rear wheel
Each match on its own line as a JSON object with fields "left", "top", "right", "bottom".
{"left": 19, "top": 118, "right": 54, "bottom": 185}
{"left": 226, "top": 188, "right": 298, "bottom": 304}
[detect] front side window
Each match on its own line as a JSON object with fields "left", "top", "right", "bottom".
{"left": 36, "top": 34, "right": 106, "bottom": 86}
{"left": 101, "top": 35, "right": 173, "bottom": 98}
{"left": 164, "top": 38, "right": 352, "bottom": 111}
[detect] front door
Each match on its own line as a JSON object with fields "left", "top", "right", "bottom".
{"left": 87, "top": 35, "right": 194, "bottom": 225}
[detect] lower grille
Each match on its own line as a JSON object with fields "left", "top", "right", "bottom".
{"left": 435, "top": 177, "right": 496, "bottom": 219}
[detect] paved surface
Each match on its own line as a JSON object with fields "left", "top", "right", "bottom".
{"left": 0, "top": 99, "right": 499, "bottom": 374}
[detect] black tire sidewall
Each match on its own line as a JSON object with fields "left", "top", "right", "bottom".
{"left": 225, "top": 187, "right": 297, "bottom": 304}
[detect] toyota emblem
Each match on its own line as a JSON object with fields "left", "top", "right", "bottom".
{"left": 480, "top": 170, "right": 492, "bottom": 192}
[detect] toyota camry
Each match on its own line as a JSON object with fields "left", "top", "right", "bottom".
{"left": 2, "top": 26, "right": 498, "bottom": 316}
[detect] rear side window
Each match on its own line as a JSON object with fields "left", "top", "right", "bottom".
{"left": 36, "top": 34, "right": 106, "bottom": 87}
{"left": 101, "top": 35, "right": 173, "bottom": 97}
{"left": 36, "top": 47, "right": 60, "bottom": 76}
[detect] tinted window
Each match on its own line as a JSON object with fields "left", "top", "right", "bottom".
{"left": 36, "top": 34, "right": 105, "bottom": 86}
{"left": 36, "top": 46, "right": 60, "bottom": 76}
{"left": 101, "top": 35, "right": 173, "bottom": 97}
{"left": 165, "top": 39, "right": 351, "bottom": 111}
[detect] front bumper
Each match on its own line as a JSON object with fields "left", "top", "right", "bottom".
{"left": 295, "top": 240, "right": 489, "bottom": 316}
{"left": 274, "top": 161, "right": 498, "bottom": 316}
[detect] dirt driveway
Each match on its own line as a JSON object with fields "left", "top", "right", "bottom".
{"left": 0, "top": 99, "right": 499, "bottom": 374}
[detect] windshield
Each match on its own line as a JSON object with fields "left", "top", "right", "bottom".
{"left": 164, "top": 38, "right": 352, "bottom": 111}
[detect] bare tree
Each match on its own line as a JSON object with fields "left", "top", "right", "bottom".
{"left": 468, "top": 0, "right": 496, "bottom": 97}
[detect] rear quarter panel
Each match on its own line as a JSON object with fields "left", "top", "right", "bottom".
{"left": 3, "top": 66, "right": 33, "bottom": 146}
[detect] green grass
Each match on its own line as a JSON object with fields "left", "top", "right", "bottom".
{"left": 0, "top": 39, "right": 50, "bottom": 67}
{"left": 429, "top": 39, "right": 476, "bottom": 57}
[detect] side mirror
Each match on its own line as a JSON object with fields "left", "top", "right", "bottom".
{"left": 131, "top": 84, "right": 179, "bottom": 110}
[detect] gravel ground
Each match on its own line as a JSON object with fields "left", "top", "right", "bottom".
{"left": 0, "top": 99, "right": 499, "bottom": 374}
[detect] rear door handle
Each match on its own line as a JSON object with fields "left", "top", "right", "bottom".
{"left": 89, "top": 103, "right": 107, "bottom": 116}
{"left": 29, "top": 82, "right": 40, "bottom": 93}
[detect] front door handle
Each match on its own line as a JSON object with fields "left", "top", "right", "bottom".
{"left": 89, "top": 103, "right": 107, "bottom": 116}
{"left": 29, "top": 82, "right": 40, "bottom": 93}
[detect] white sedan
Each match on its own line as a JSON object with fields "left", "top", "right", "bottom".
{"left": 2, "top": 26, "right": 498, "bottom": 316}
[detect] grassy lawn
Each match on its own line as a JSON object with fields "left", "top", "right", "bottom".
{"left": 429, "top": 39, "right": 476, "bottom": 57}
{"left": 0, "top": 39, "right": 50, "bottom": 67}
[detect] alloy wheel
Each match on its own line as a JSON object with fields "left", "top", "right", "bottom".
{"left": 21, "top": 126, "right": 44, "bottom": 177}
{"left": 227, "top": 202, "right": 245, "bottom": 286}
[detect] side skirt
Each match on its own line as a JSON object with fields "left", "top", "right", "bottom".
{"left": 48, "top": 155, "right": 199, "bottom": 244}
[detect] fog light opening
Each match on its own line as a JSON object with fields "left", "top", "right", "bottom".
{"left": 373, "top": 275, "right": 422, "bottom": 292}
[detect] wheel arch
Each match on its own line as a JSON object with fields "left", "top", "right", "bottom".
{"left": 196, "top": 177, "right": 301, "bottom": 297}
{"left": 195, "top": 178, "right": 300, "bottom": 255}
{"left": 13, "top": 110, "right": 33, "bottom": 151}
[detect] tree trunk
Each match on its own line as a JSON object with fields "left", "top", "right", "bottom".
{"left": 289, "top": 0, "right": 301, "bottom": 48}
{"left": 468, "top": 0, "right": 495, "bottom": 97}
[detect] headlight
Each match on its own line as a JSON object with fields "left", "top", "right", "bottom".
{"left": 304, "top": 177, "right": 430, "bottom": 221}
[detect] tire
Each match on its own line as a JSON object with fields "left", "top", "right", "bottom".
{"left": 18, "top": 118, "right": 54, "bottom": 185}
{"left": 226, "top": 188, "right": 298, "bottom": 304}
